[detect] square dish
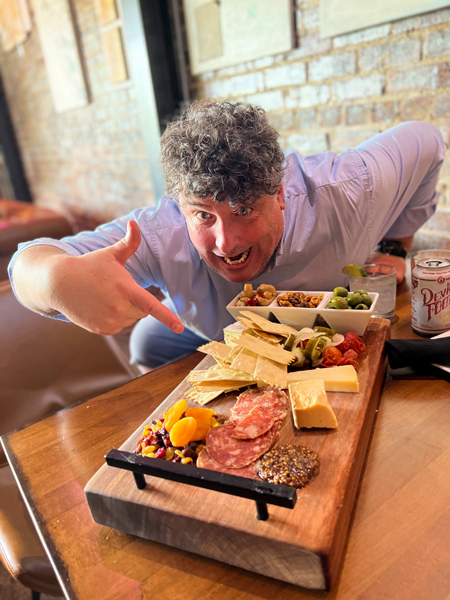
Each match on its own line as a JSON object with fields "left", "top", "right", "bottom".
{"left": 226, "top": 290, "right": 379, "bottom": 335}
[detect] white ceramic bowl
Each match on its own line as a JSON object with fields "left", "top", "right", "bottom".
{"left": 226, "top": 290, "right": 379, "bottom": 336}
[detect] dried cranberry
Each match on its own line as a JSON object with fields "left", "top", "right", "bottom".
{"left": 163, "top": 436, "right": 172, "bottom": 448}
{"left": 246, "top": 298, "right": 258, "bottom": 306}
{"left": 154, "top": 447, "right": 166, "bottom": 459}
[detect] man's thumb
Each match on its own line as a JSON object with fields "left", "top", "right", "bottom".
{"left": 111, "top": 220, "right": 142, "bottom": 265}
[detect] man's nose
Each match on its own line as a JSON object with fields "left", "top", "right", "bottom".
{"left": 214, "top": 219, "right": 242, "bottom": 255}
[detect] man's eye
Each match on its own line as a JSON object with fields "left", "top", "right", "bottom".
{"left": 196, "top": 211, "right": 212, "bottom": 220}
{"left": 236, "top": 206, "right": 252, "bottom": 216}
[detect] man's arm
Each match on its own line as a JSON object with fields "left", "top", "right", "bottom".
{"left": 368, "top": 235, "right": 414, "bottom": 284}
{"left": 11, "top": 220, "right": 184, "bottom": 335}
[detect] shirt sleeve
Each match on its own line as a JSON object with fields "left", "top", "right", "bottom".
{"left": 355, "top": 120, "right": 445, "bottom": 242}
{"left": 8, "top": 207, "right": 165, "bottom": 290}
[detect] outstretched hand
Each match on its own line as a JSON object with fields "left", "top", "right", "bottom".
{"left": 49, "top": 220, "right": 184, "bottom": 335}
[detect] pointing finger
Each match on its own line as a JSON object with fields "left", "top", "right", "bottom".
{"left": 130, "top": 287, "right": 184, "bottom": 334}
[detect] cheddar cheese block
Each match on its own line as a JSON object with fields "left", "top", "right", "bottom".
{"left": 287, "top": 365, "right": 359, "bottom": 393}
{"left": 289, "top": 379, "right": 338, "bottom": 429}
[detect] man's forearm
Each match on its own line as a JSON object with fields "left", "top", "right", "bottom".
{"left": 11, "top": 245, "right": 72, "bottom": 315}
{"left": 368, "top": 235, "right": 414, "bottom": 284}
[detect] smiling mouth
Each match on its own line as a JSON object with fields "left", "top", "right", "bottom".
{"left": 222, "top": 249, "right": 250, "bottom": 265}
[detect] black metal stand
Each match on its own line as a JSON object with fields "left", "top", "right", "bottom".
{"left": 106, "top": 449, "right": 297, "bottom": 521}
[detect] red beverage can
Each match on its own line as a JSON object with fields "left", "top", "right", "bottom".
{"left": 411, "top": 255, "right": 450, "bottom": 337}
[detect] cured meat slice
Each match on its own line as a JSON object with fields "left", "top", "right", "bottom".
{"left": 206, "top": 422, "right": 281, "bottom": 469}
{"left": 197, "top": 448, "right": 258, "bottom": 479}
{"left": 231, "top": 404, "right": 274, "bottom": 440}
{"left": 230, "top": 386, "right": 289, "bottom": 424}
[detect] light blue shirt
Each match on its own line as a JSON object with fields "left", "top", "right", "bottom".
{"left": 9, "top": 121, "right": 444, "bottom": 341}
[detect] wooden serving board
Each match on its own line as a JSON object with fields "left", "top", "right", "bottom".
{"left": 85, "top": 318, "right": 390, "bottom": 591}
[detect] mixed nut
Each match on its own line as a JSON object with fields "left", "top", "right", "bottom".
{"left": 236, "top": 283, "right": 277, "bottom": 306}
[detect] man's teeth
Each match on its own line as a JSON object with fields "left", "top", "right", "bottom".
{"left": 223, "top": 249, "right": 250, "bottom": 265}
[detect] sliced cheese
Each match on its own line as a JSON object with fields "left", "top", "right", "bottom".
{"left": 289, "top": 379, "right": 338, "bottom": 429}
{"left": 287, "top": 365, "right": 359, "bottom": 393}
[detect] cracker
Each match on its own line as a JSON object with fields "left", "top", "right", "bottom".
{"left": 253, "top": 328, "right": 285, "bottom": 344}
{"left": 254, "top": 355, "right": 288, "bottom": 389}
{"left": 230, "top": 348, "right": 258, "bottom": 376}
{"left": 238, "top": 310, "right": 298, "bottom": 337}
{"left": 188, "top": 366, "right": 255, "bottom": 383}
{"left": 235, "top": 333, "right": 297, "bottom": 365}
{"left": 197, "top": 341, "right": 232, "bottom": 362}
{"left": 185, "top": 388, "right": 225, "bottom": 405}
{"left": 192, "top": 380, "right": 255, "bottom": 391}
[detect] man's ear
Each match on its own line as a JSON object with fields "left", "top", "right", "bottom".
{"left": 277, "top": 183, "right": 285, "bottom": 210}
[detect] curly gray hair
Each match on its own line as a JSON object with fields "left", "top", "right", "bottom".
{"left": 160, "top": 100, "right": 285, "bottom": 206}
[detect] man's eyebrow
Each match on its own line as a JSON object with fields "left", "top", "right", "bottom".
{"left": 180, "top": 200, "right": 211, "bottom": 208}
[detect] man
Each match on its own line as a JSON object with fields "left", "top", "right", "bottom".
{"left": 9, "top": 100, "right": 445, "bottom": 370}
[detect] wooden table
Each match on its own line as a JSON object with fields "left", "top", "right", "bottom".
{"left": 3, "top": 279, "right": 450, "bottom": 600}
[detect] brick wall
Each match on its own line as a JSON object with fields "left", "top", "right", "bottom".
{"left": 0, "top": 0, "right": 449, "bottom": 240}
{"left": 195, "top": 0, "right": 450, "bottom": 229}
{"left": 0, "top": 0, "right": 154, "bottom": 226}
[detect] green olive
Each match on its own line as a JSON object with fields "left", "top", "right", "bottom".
{"left": 329, "top": 296, "right": 348, "bottom": 310}
{"left": 354, "top": 303, "right": 369, "bottom": 310}
{"left": 333, "top": 286, "right": 348, "bottom": 297}
{"left": 360, "top": 293, "right": 373, "bottom": 307}
{"left": 347, "top": 292, "right": 363, "bottom": 307}
{"left": 326, "top": 303, "right": 335, "bottom": 309}
{"left": 354, "top": 289, "right": 367, "bottom": 295}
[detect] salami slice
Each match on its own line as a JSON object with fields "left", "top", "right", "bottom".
{"left": 231, "top": 404, "right": 274, "bottom": 440}
{"left": 206, "top": 422, "right": 281, "bottom": 468}
{"left": 197, "top": 448, "right": 258, "bottom": 479}
{"left": 230, "top": 387, "right": 289, "bottom": 424}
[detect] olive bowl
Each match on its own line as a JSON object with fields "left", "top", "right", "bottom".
{"left": 226, "top": 291, "right": 379, "bottom": 336}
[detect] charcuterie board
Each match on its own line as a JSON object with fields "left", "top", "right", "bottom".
{"left": 85, "top": 318, "right": 390, "bottom": 591}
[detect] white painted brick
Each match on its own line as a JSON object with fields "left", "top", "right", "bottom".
{"left": 215, "top": 63, "right": 249, "bottom": 78}
{"left": 265, "top": 63, "right": 306, "bottom": 89}
{"left": 392, "top": 8, "right": 450, "bottom": 34}
{"left": 333, "top": 73, "right": 384, "bottom": 101}
{"left": 302, "top": 7, "right": 320, "bottom": 30}
{"left": 286, "top": 84, "right": 330, "bottom": 108}
{"left": 426, "top": 29, "right": 450, "bottom": 58}
{"left": 251, "top": 56, "right": 277, "bottom": 70}
{"left": 288, "top": 33, "right": 332, "bottom": 59}
{"left": 333, "top": 24, "right": 390, "bottom": 48}
{"left": 360, "top": 38, "right": 421, "bottom": 71}
{"left": 245, "top": 90, "right": 284, "bottom": 111}
{"left": 331, "top": 130, "right": 381, "bottom": 153}
{"left": 308, "top": 52, "right": 356, "bottom": 82}
{"left": 286, "top": 133, "right": 328, "bottom": 154}
{"left": 387, "top": 65, "right": 439, "bottom": 93}
{"left": 204, "top": 72, "right": 264, "bottom": 99}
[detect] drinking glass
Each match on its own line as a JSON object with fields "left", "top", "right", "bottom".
{"left": 348, "top": 263, "right": 397, "bottom": 320}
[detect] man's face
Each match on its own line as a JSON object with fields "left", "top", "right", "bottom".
{"left": 180, "top": 185, "right": 285, "bottom": 283}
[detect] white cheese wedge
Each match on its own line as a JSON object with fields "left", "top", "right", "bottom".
{"left": 223, "top": 322, "right": 247, "bottom": 347}
{"left": 289, "top": 379, "right": 338, "bottom": 429}
{"left": 287, "top": 364, "right": 359, "bottom": 393}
